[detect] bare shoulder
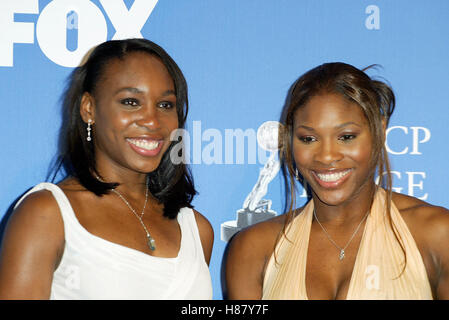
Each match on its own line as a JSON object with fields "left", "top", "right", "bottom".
{"left": 393, "top": 192, "right": 449, "bottom": 231}
{"left": 192, "top": 208, "right": 213, "bottom": 233}
{"left": 393, "top": 192, "right": 449, "bottom": 248}
{"left": 192, "top": 208, "right": 214, "bottom": 265}
{"left": 10, "top": 188, "right": 64, "bottom": 230}
{"left": 393, "top": 193, "right": 449, "bottom": 298}
{"left": 227, "top": 213, "right": 287, "bottom": 274}
{"left": 224, "top": 214, "right": 287, "bottom": 299}
{"left": 229, "top": 214, "right": 286, "bottom": 255}
{"left": 5, "top": 188, "right": 65, "bottom": 252}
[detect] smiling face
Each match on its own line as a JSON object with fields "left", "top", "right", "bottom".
{"left": 293, "top": 92, "right": 376, "bottom": 207}
{"left": 80, "top": 51, "right": 178, "bottom": 176}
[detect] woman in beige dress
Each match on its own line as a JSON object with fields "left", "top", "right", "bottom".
{"left": 225, "top": 62, "right": 449, "bottom": 300}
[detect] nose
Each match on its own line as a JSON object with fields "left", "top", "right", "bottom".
{"left": 135, "top": 105, "right": 161, "bottom": 130}
{"left": 314, "top": 139, "right": 343, "bottom": 165}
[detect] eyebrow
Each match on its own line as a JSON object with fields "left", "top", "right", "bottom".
{"left": 162, "top": 89, "right": 176, "bottom": 97}
{"left": 114, "top": 87, "right": 176, "bottom": 96}
{"left": 115, "top": 87, "right": 143, "bottom": 95}
{"left": 295, "top": 122, "right": 362, "bottom": 131}
{"left": 335, "top": 121, "right": 362, "bottom": 129}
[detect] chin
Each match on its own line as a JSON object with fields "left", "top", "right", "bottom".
{"left": 137, "top": 162, "right": 163, "bottom": 174}
{"left": 312, "top": 189, "right": 350, "bottom": 207}
{"left": 310, "top": 179, "right": 373, "bottom": 208}
{"left": 125, "top": 156, "right": 163, "bottom": 174}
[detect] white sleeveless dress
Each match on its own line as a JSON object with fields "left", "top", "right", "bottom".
{"left": 15, "top": 183, "right": 213, "bottom": 300}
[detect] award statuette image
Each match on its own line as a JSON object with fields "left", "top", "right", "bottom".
{"left": 221, "top": 121, "right": 282, "bottom": 242}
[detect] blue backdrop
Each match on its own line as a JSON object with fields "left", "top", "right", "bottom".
{"left": 1, "top": 0, "right": 448, "bottom": 299}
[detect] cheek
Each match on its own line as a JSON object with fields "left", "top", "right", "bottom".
{"left": 161, "top": 112, "right": 179, "bottom": 132}
{"left": 158, "top": 113, "right": 179, "bottom": 152}
{"left": 97, "top": 114, "right": 132, "bottom": 139}
{"left": 346, "top": 139, "right": 375, "bottom": 172}
{"left": 113, "top": 117, "right": 133, "bottom": 132}
{"left": 95, "top": 102, "right": 131, "bottom": 130}
{"left": 292, "top": 141, "right": 313, "bottom": 169}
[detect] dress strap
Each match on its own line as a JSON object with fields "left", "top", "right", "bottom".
{"left": 175, "top": 207, "right": 206, "bottom": 261}
{"left": 262, "top": 200, "right": 314, "bottom": 299}
{"left": 15, "top": 183, "right": 72, "bottom": 214}
{"left": 163, "top": 207, "right": 210, "bottom": 299}
{"left": 346, "top": 188, "right": 433, "bottom": 299}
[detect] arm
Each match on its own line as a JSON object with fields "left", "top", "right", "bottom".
{"left": 0, "top": 191, "right": 64, "bottom": 299}
{"left": 436, "top": 253, "right": 449, "bottom": 299}
{"left": 225, "top": 220, "right": 281, "bottom": 300}
{"left": 427, "top": 206, "right": 449, "bottom": 299}
{"left": 393, "top": 192, "right": 449, "bottom": 299}
{"left": 193, "top": 209, "right": 214, "bottom": 265}
{"left": 225, "top": 229, "right": 264, "bottom": 299}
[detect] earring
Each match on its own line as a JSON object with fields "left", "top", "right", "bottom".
{"left": 86, "top": 119, "right": 92, "bottom": 142}
{"left": 295, "top": 168, "right": 300, "bottom": 181}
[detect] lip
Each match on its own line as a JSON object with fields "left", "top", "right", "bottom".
{"left": 311, "top": 168, "right": 353, "bottom": 189}
{"left": 126, "top": 137, "right": 164, "bottom": 157}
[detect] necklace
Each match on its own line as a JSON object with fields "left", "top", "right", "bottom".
{"left": 95, "top": 174, "right": 156, "bottom": 251}
{"left": 313, "top": 208, "right": 369, "bottom": 261}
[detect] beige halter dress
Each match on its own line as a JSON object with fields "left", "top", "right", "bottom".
{"left": 262, "top": 188, "right": 433, "bottom": 300}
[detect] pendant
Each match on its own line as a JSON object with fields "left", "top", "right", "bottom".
{"left": 147, "top": 235, "right": 156, "bottom": 251}
{"left": 339, "top": 249, "right": 345, "bottom": 260}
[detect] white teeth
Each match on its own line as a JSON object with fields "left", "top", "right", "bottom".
{"left": 316, "top": 170, "right": 350, "bottom": 182}
{"left": 128, "top": 139, "right": 159, "bottom": 150}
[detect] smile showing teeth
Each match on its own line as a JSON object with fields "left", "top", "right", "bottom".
{"left": 316, "top": 170, "right": 351, "bottom": 182}
{"left": 127, "top": 139, "right": 160, "bottom": 151}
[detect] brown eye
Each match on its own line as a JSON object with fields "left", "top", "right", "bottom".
{"left": 339, "top": 134, "right": 356, "bottom": 141}
{"left": 158, "top": 101, "right": 174, "bottom": 109}
{"left": 120, "top": 98, "right": 139, "bottom": 107}
{"left": 299, "top": 136, "right": 316, "bottom": 144}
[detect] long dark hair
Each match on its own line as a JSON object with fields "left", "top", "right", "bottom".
{"left": 279, "top": 62, "right": 406, "bottom": 273}
{"left": 49, "top": 38, "right": 196, "bottom": 219}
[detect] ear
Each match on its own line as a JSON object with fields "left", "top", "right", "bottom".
{"left": 80, "top": 92, "right": 95, "bottom": 124}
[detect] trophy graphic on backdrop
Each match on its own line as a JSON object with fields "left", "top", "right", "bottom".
{"left": 221, "top": 121, "right": 282, "bottom": 242}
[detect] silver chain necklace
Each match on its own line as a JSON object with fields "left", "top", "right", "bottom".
{"left": 313, "top": 208, "right": 369, "bottom": 261}
{"left": 96, "top": 174, "right": 156, "bottom": 251}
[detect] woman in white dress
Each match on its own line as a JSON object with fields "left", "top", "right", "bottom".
{"left": 0, "top": 39, "right": 213, "bottom": 299}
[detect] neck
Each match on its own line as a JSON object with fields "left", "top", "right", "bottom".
{"left": 95, "top": 169, "right": 148, "bottom": 197}
{"left": 312, "top": 182, "right": 376, "bottom": 227}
